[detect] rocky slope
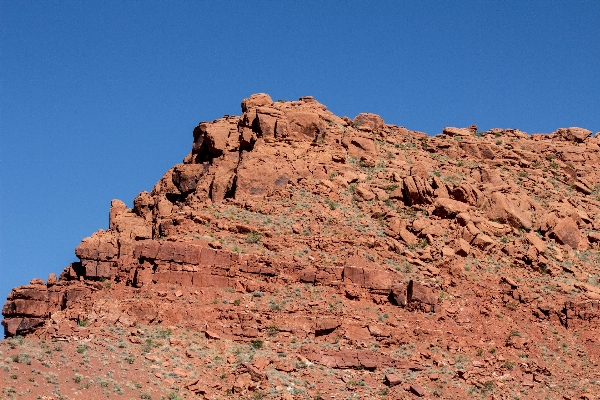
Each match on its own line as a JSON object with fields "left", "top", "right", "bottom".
{"left": 2, "top": 94, "right": 600, "bottom": 399}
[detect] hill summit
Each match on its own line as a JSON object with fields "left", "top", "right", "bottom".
{"left": 2, "top": 94, "right": 600, "bottom": 399}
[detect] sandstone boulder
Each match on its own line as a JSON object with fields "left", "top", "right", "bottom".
{"left": 443, "top": 125, "right": 477, "bottom": 137}
{"left": 525, "top": 231, "right": 547, "bottom": 253}
{"left": 481, "top": 168, "right": 504, "bottom": 185}
{"left": 387, "top": 216, "right": 418, "bottom": 246}
{"left": 407, "top": 281, "right": 437, "bottom": 312}
{"left": 434, "top": 197, "right": 470, "bottom": 218}
{"left": 352, "top": 113, "right": 385, "bottom": 131}
{"left": 133, "top": 191, "right": 154, "bottom": 221}
{"left": 342, "top": 134, "right": 377, "bottom": 157}
{"left": 241, "top": 93, "right": 273, "bottom": 112}
{"left": 284, "top": 111, "right": 326, "bottom": 141}
{"left": 449, "top": 182, "right": 484, "bottom": 207}
{"left": 385, "top": 374, "right": 403, "bottom": 387}
{"left": 453, "top": 238, "right": 471, "bottom": 256}
{"left": 75, "top": 230, "right": 118, "bottom": 261}
{"left": 390, "top": 282, "right": 407, "bottom": 306}
{"left": 354, "top": 183, "right": 375, "bottom": 201}
{"left": 172, "top": 163, "right": 209, "bottom": 193}
{"left": 403, "top": 176, "right": 434, "bottom": 205}
{"left": 554, "top": 127, "right": 593, "bottom": 143}
{"left": 314, "top": 317, "right": 341, "bottom": 336}
{"left": 485, "top": 192, "right": 532, "bottom": 230}
{"left": 472, "top": 233, "right": 494, "bottom": 249}
{"left": 553, "top": 217, "right": 583, "bottom": 249}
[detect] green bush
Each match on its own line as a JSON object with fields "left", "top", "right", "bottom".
{"left": 324, "top": 199, "right": 339, "bottom": 210}
{"left": 250, "top": 340, "right": 264, "bottom": 350}
{"left": 76, "top": 345, "right": 88, "bottom": 354}
{"left": 245, "top": 232, "right": 262, "bottom": 243}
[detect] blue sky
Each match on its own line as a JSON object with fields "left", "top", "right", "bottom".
{"left": 1, "top": 1, "right": 599, "bottom": 306}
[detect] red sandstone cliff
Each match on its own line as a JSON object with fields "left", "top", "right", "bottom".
{"left": 2, "top": 94, "right": 600, "bottom": 398}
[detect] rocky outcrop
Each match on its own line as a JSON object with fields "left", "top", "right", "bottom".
{"left": 1, "top": 278, "right": 93, "bottom": 336}
{"left": 6, "top": 94, "right": 600, "bottom": 335}
{"left": 4, "top": 93, "right": 600, "bottom": 400}
{"left": 553, "top": 127, "right": 593, "bottom": 143}
{"left": 3, "top": 95, "right": 600, "bottom": 393}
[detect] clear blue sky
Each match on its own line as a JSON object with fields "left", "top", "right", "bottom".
{"left": 1, "top": 1, "right": 599, "bottom": 305}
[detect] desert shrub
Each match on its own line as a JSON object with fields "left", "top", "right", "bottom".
{"left": 250, "top": 340, "right": 264, "bottom": 350}
{"left": 245, "top": 232, "right": 262, "bottom": 243}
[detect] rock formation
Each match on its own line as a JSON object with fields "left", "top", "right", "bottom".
{"left": 2, "top": 94, "right": 600, "bottom": 399}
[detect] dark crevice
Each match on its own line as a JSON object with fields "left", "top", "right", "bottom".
{"left": 314, "top": 327, "right": 338, "bottom": 337}
{"left": 387, "top": 291, "right": 398, "bottom": 306}
{"left": 224, "top": 174, "right": 237, "bottom": 199}
{"left": 166, "top": 192, "right": 187, "bottom": 204}
{"left": 240, "top": 137, "right": 255, "bottom": 153}
{"left": 192, "top": 143, "right": 215, "bottom": 164}
{"left": 71, "top": 261, "right": 85, "bottom": 277}
{"left": 407, "top": 280, "right": 414, "bottom": 304}
{"left": 251, "top": 114, "right": 262, "bottom": 137}
{"left": 208, "top": 180, "right": 214, "bottom": 202}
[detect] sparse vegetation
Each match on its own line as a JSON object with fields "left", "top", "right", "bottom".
{"left": 76, "top": 345, "right": 88, "bottom": 354}
{"left": 245, "top": 231, "right": 262, "bottom": 243}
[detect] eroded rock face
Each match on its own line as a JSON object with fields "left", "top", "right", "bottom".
{"left": 1, "top": 278, "right": 93, "bottom": 336}
{"left": 3, "top": 93, "right": 600, "bottom": 399}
